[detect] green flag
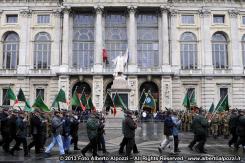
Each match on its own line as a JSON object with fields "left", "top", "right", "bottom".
{"left": 143, "top": 91, "right": 156, "bottom": 112}
{"left": 103, "top": 93, "right": 114, "bottom": 108}
{"left": 182, "top": 93, "right": 190, "bottom": 109}
{"left": 51, "top": 96, "right": 60, "bottom": 110}
{"left": 80, "top": 93, "right": 87, "bottom": 107}
{"left": 71, "top": 91, "right": 81, "bottom": 107}
{"left": 32, "top": 96, "right": 50, "bottom": 112}
{"left": 216, "top": 95, "right": 229, "bottom": 113}
{"left": 24, "top": 100, "right": 33, "bottom": 112}
{"left": 17, "top": 88, "right": 26, "bottom": 102}
{"left": 208, "top": 102, "right": 215, "bottom": 113}
{"left": 87, "top": 96, "right": 94, "bottom": 110}
{"left": 113, "top": 93, "right": 127, "bottom": 111}
{"left": 55, "top": 89, "right": 66, "bottom": 103}
{"left": 189, "top": 90, "right": 196, "bottom": 106}
{"left": 6, "top": 87, "right": 17, "bottom": 101}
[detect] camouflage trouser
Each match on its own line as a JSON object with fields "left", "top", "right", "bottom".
{"left": 182, "top": 123, "right": 188, "bottom": 132}
{"left": 223, "top": 126, "right": 229, "bottom": 137}
{"left": 218, "top": 125, "right": 224, "bottom": 136}
{"left": 212, "top": 125, "right": 218, "bottom": 137}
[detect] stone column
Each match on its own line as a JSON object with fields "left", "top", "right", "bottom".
{"left": 127, "top": 6, "right": 137, "bottom": 72}
{"left": 128, "top": 76, "right": 138, "bottom": 110}
{"left": 169, "top": 9, "right": 179, "bottom": 73}
{"left": 229, "top": 9, "right": 243, "bottom": 74}
{"left": 52, "top": 9, "right": 62, "bottom": 72}
{"left": 92, "top": 76, "right": 103, "bottom": 111}
{"left": 161, "top": 76, "right": 172, "bottom": 110}
{"left": 199, "top": 8, "right": 213, "bottom": 74}
{"left": 61, "top": 6, "right": 70, "bottom": 72}
{"left": 0, "top": 10, "right": 3, "bottom": 67}
{"left": 160, "top": 5, "right": 171, "bottom": 72}
{"left": 18, "top": 9, "right": 32, "bottom": 74}
{"left": 58, "top": 75, "right": 70, "bottom": 108}
{"left": 94, "top": 6, "right": 104, "bottom": 72}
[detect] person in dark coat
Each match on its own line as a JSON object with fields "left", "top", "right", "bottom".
{"left": 0, "top": 108, "right": 10, "bottom": 152}
{"left": 235, "top": 110, "right": 245, "bottom": 151}
{"left": 123, "top": 110, "right": 137, "bottom": 157}
{"left": 158, "top": 110, "right": 175, "bottom": 154}
{"left": 10, "top": 111, "right": 29, "bottom": 157}
{"left": 62, "top": 110, "right": 72, "bottom": 154}
{"left": 70, "top": 111, "right": 80, "bottom": 150}
{"left": 228, "top": 110, "right": 238, "bottom": 147}
{"left": 40, "top": 112, "right": 48, "bottom": 152}
{"left": 81, "top": 111, "right": 100, "bottom": 156}
{"left": 119, "top": 111, "right": 139, "bottom": 154}
{"left": 5, "top": 110, "right": 18, "bottom": 153}
{"left": 28, "top": 109, "right": 43, "bottom": 154}
{"left": 188, "top": 109, "right": 209, "bottom": 153}
{"left": 97, "top": 113, "right": 108, "bottom": 154}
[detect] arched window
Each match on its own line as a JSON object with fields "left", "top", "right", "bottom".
{"left": 73, "top": 14, "right": 94, "bottom": 69}
{"left": 34, "top": 32, "right": 51, "bottom": 69}
{"left": 242, "top": 35, "right": 245, "bottom": 68}
{"left": 180, "top": 32, "right": 197, "bottom": 69}
{"left": 3, "top": 32, "right": 19, "bottom": 69}
{"left": 137, "top": 13, "right": 159, "bottom": 68}
{"left": 212, "top": 32, "right": 228, "bottom": 69}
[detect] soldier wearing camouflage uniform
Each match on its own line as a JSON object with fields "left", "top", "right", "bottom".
{"left": 211, "top": 115, "right": 219, "bottom": 139}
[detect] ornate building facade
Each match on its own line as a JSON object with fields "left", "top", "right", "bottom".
{"left": 0, "top": 0, "right": 245, "bottom": 111}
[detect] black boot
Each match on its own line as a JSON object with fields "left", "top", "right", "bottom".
{"left": 74, "top": 146, "right": 80, "bottom": 150}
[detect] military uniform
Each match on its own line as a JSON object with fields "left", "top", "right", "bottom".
{"left": 223, "top": 115, "right": 230, "bottom": 139}
{"left": 218, "top": 114, "right": 224, "bottom": 136}
{"left": 211, "top": 116, "right": 219, "bottom": 139}
{"left": 188, "top": 113, "right": 193, "bottom": 132}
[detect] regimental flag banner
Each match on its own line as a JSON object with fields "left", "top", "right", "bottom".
{"left": 71, "top": 90, "right": 81, "bottom": 107}
{"left": 32, "top": 96, "right": 50, "bottom": 112}
{"left": 104, "top": 93, "right": 114, "bottom": 108}
{"left": 80, "top": 93, "right": 87, "bottom": 108}
{"left": 6, "top": 87, "right": 18, "bottom": 104}
{"left": 51, "top": 89, "right": 67, "bottom": 110}
{"left": 182, "top": 93, "right": 191, "bottom": 109}
{"left": 143, "top": 91, "right": 156, "bottom": 112}
{"left": 113, "top": 93, "right": 127, "bottom": 111}
{"left": 55, "top": 89, "right": 67, "bottom": 103}
{"left": 139, "top": 90, "right": 146, "bottom": 109}
{"left": 87, "top": 96, "right": 94, "bottom": 110}
{"left": 189, "top": 90, "right": 196, "bottom": 106}
{"left": 24, "top": 100, "right": 33, "bottom": 112}
{"left": 208, "top": 102, "right": 215, "bottom": 113}
{"left": 17, "top": 88, "right": 26, "bottom": 102}
{"left": 216, "top": 94, "right": 229, "bottom": 113}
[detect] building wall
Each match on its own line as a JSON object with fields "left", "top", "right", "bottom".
{"left": 0, "top": 0, "right": 245, "bottom": 110}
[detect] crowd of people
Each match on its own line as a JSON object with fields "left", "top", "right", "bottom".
{"left": 0, "top": 106, "right": 245, "bottom": 158}
{"left": 158, "top": 108, "right": 245, "bottom": 155}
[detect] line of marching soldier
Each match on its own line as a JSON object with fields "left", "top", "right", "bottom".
{"left": 180, "top": 110, "right": 232, "bottom": 139}
{"left": 179, "top": 108, "right": 245, "bottom": 152}
{"left": 0, "top": 108, "right": 81, "bottom": 157}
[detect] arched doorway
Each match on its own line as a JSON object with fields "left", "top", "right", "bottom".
{"left": 139, "top": 81, "right": 159, "bottom": 112}
{"left": 72, "top": 81, "right": 91, "bottom": 111}
{"left": 72, "top": 81, "right": 91, "bottom": 95}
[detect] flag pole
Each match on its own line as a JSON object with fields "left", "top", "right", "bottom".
{"left": 210, "top": 94, "right": 228, "bottom": 121}
{"left": 73, "top": 86, "right": 81, "bottom": 112}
